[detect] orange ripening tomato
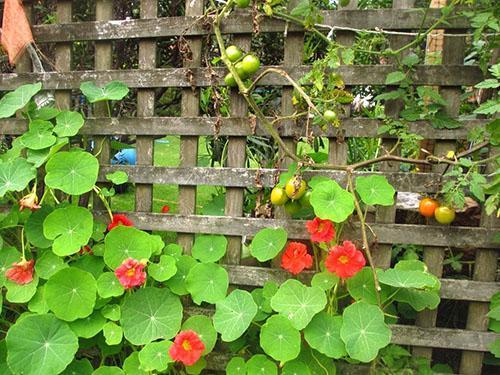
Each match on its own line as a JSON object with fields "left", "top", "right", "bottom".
{"left": 419, "top": 197, "right": 439, "bottom": 218}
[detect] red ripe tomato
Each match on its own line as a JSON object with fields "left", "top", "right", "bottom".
{"left": 419, "top": 198, "right": 439, "bottom": 218}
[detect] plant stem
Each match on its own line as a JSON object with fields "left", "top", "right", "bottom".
{"left": 346, "top": 171, "right": 381, "bottom": 304}
{"left": 92, "top": 186, "right": 114, "bottom": 221}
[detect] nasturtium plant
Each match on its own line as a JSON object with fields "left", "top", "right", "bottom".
{"left": 5, "top": 274, "right": 39, "bottom": 303}
{"left": 0, "top": 158, "right": 37, "bottom": 197}
{"left": 311, "top": 271, "right": 338, "bottom": 291}
{"left": 340, "top": 301, "right": 392, "bottom": 362}
{"left": 304, "top": 312, "right": 346, "bottom": 359}
{"left": 96, "top": 272, "right": 125, "bottom": 298}
{"left": 0, "top": 82, "right": 42, "bottom": 118}
{"left": 246, "top": 354, "right": 278, "bottom": 375}
{"left": 185, "top": 262, "right": 229, "bottom": 305}
{"left": 270, "top": 279, "right": 327, "bottom": 330}
{"left": 69, "top": 310, "right": 106, "bottom": 339}
{"left": 138, "top": 340, "right": 173, "bottom": 372}
{"left": 182, "top": 315, "right": 217, "bottom": 354}
{"left": 43, "top": 206, "right": 93, "bottom": 256}
{"left": 260, "top": 314, "right": 301, "bottom": 362}
{"left": 213, "top": 289, "right": 258, "bottom": 342}
{"left": 250, "top": 227, "right": 287, "bottom": 262}
{"left": 103, "top": 322, "right": 123, "bottom": 346}
{"left": 148, "top": 254, "right": 177, "bottom": 282}
{"left": 24, "top": 206, "right": 54, "bottom": 248}
{"left": 44, "top": 268, "right": 97, "bottom": 321}
{"left": 191, "top": 234, "right": 227, "bottom": 263}
{"left": 20, "top": 120, "right": 57, "bottom": 150}
{"left": 120, "top": 287, "right": 182, "bottom": 345}
{"left": 165, "top": 255, "right": 197, "bottom": 295}
{"left": 355, "top": 175, "right": 396, "bottom": 206}
{"left": 80, "top": 81, "right": 130, "bottom": 103}
{"left": 53, "top": 111, "right": 85, "bottom": 137}
{"left": 45, "top": 150, "right": 99, "bottom": 195}
{"left": 6, "top": 313, "right": 78, "bottom": 375}
{"left": 226, "top": 357, "right": 246, "bottom": 374}
{"left": 104, "top": 226, "right": 153, "bottom": 269}
{"left": 105, "top": 170, "right": 128, "bottom": 185}
{"left": 34, "top": 251, "right": 68, "bottom": 279}
{"left": 310, "top": 180, "right": 355, "bottom": 222}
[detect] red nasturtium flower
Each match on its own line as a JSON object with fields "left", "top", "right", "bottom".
{"left": 325, "top": 240, "right": 365, "bottom": 279}
{"left": 169, "top": 330, "right": 205, "bottom": 366}
{"left": 5, "top": 259, "right": 35, "bottom": 285}
{"left": 306, "top": 217, "right": 335, "bottom": 243}
{"left": 107, "top": 214, "right": 134, "bottom": 231}
{"left": 114, "top": 258, "right": 147, "bottom": 289}
{"left": 161, "top": 205, "right": 170, "bottom": 213}
{"left": 281, "top": 242, "right": 313, "bottom": 275}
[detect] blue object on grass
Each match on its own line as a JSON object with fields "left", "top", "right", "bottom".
{"left": 111, "top": 148, "right": 136, "bottom": 165}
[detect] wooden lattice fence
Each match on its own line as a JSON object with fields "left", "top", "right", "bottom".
{"left": 0, "top": 0, "right": 499, "bottom": 373}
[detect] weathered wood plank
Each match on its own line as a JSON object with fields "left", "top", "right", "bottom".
{"left": 185, "top": 306, "right": 496, "bottom": 351}
{"left": 1, "top": 117, "right": 485, "bottom": 139}
{"left": 102, "top": 212, "right": 498, "bottom": 248}
{"left": 222, "top": 265, "right": 500, "bottom": 302}
{"left": 54, "top": 1, "right": 72, "bottom": 110}
{"left": 98, "top": 165, "right": 451, "bottom": 192}
{"left": 0, "top": 65, "right": 483, "bottom": 90}
{"left": 30, "top": 9, "right": 471, "bottom": 43}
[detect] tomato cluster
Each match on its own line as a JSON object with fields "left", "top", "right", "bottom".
{"left": 270, "top": 176, "right": 311, "bottom": 214}
{"left": 418, "top": 197, "right": 455, "bottom": 225}
{"left": 224, "top": 44, "right": 261, "bottom": 88}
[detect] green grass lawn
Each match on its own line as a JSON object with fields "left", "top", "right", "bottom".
{"left": 111, "top": 136, "right": 222, "bottom": 214}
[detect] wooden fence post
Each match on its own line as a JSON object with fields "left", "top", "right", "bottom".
{"left": 55, "top": 1, "right": 72, "bottom": 110}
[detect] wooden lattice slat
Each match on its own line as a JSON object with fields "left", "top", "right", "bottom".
{"left": 54, "top": 1, "right": 72, "bottom": 110}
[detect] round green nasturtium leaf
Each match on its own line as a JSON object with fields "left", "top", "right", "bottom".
{"left": 260, "top": 314, "right": 301, "bottom": 363}
{"left": 28, "top": 285, "right": 49, "bottom": 314}
{"left": 213, "top": 289, "right": 257, "bottom": 342}
{"left": 191, "top": 234, "right": 227, "bottom": 263}
{"left": 45, "top": 150, "right": 99, "bottom": 195}
{"left": 182, "top": 315, "right": 217, "bottom": 354}
{"left": 71, "top": 255, "right": 104, "bottom": 280}
{"left": 121, "top": 287, "right": 183, "bottom": 345}
{"left": 96, "top": 272, "right": 124, "bottom": 298}
{"left": 340, "top": 301, "right": 391, "bottom": 362}
{"left": 105, "top": 170, "right": 128, "bottom": 185}
{"left": 304, "top": 312, "right": 346, "bottom": 359}
{"left": 150, "top": 235, "right": 165, "bottom": 255}
{"left": 6, "top": 313, "right": 78, "bottom": 375}
{"left": 489, "top": 339, "right": 500, "bottom": 359}
{"left": 43, "top": 206, "right": 93, "bottom": 256}
{"left": 54, "top": 111, "right": 84, "bottom": 137}
{"left": 5, "top": 275, "right": 39, "bottom": 303}
{"left": 186, "top": 357, "right": 206, "bottom": 375}
{"left": 249, "top": 227, "right": 288, "bottom": 262}
{"left": 270, "top": 279, "right": 327, "bottom": 330}
{"left": 101, "top": 304, "right": 121, "bottom": 321}
{"left": 186, "top": 262, "right": 228, "bottom": 305}
{"left": 251, "top": 288, "right": 271, "bottom": 321}
{"left": 80, "top": 81, "right": 129, "bottom": 103}
{"left": 0, "top": 158, "right": 37, "bottom": 197}
{"left": 394, "top": 288, "right": 441, "bottom": 311}
{"left": 123, "top": 352, "right": 148, "bottom": 375}
{"left": 226, "top": 357, "right": 246, "bottom": 375}
{"left": 246, "top": 354, "right": 277, "bottom": 375}
{"left": 20, "top": 120, "right": 56, "bottom": 150}
{"left": 69, "top": 310, "right": 106, "bottom": 338}
{"left": 25, "top": 206, "right": 53, "bottom": 249}
{"left": 297, "top": 347, "right": 335, "bottom": 375}
{"left": 0, "top": 247, "right": 21, "bottom": 287}
{"left": 311, "top": 271, "right": 339, "bottom": 291}
{"left": 103, "top": 322, "right": 123, "bottom": 346}
{"left": 26, "top": 137, "right": 68, "bottom": 168}
{"left": 148, "top": 255, "right": 177, "bottom": 282}
{"left": 355, "top": 175, "right": 395, "bottom": 206}
{"left": 92, "top": 366, "right": 124, "bottom": 375}
{"left": 61, "top": 359, "right": 93, "bottom": 375}
{"left": 0, "top": 83, "right": 42, "bottom": 119}
{"left": 347, "top": 267, "right": 379, "bottom": 305}
{"left": 310, "top": 180, "right": 355, "bottom": 223}
{"left": 282, "top": 360, "right": 311, "bottom": 375}
{"left": 378, "top": 268, "right": 438, "bottom": 289}
{"left": 165, "top": 255, "right": 197, "bottom": 295}
{"left": 35, "top": 251, "right": 68, "bottom": 279}
{"left": 138, "top": 340, "right": 173, "bottom": 372}
{"left": 104, "top": 226, "right": 153, "bottom": 269}
{"left": 45, "top": 268, "right": 97, "bottom": 321}
{"left": 164, "top": 243, "right": 183, "bottom": 258}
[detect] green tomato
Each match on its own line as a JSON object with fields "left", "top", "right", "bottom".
{"left": 299, "top": 190, "right": 312, "bottom": 207}
{"left": 270, "top": 186, "right": 289, "bottom": 206}
{"left": 226, "top": 45, "right": 242, "bottom": 63}
{"left": 285, "top": 177, "right": 307, "bottom": 200}
{"left": 284, "top": 200, "right": 302, "bottom": 216}
{"left": 434, "top": 206, "right": 455, "bottom": 225}
{"left": 324, "top": 110, "right": 337, "bottom": 123}
{"left": 234, "top": 61, "right": 248, "bottom": 79}
{"left": 224, "top": 73, "right": 237, "bottom": 88}
{"left": 235, "top": 0, "right": 251, "bottom": 8}
{"left": 241, "top": 54, "right": 261, "bottom": 76}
